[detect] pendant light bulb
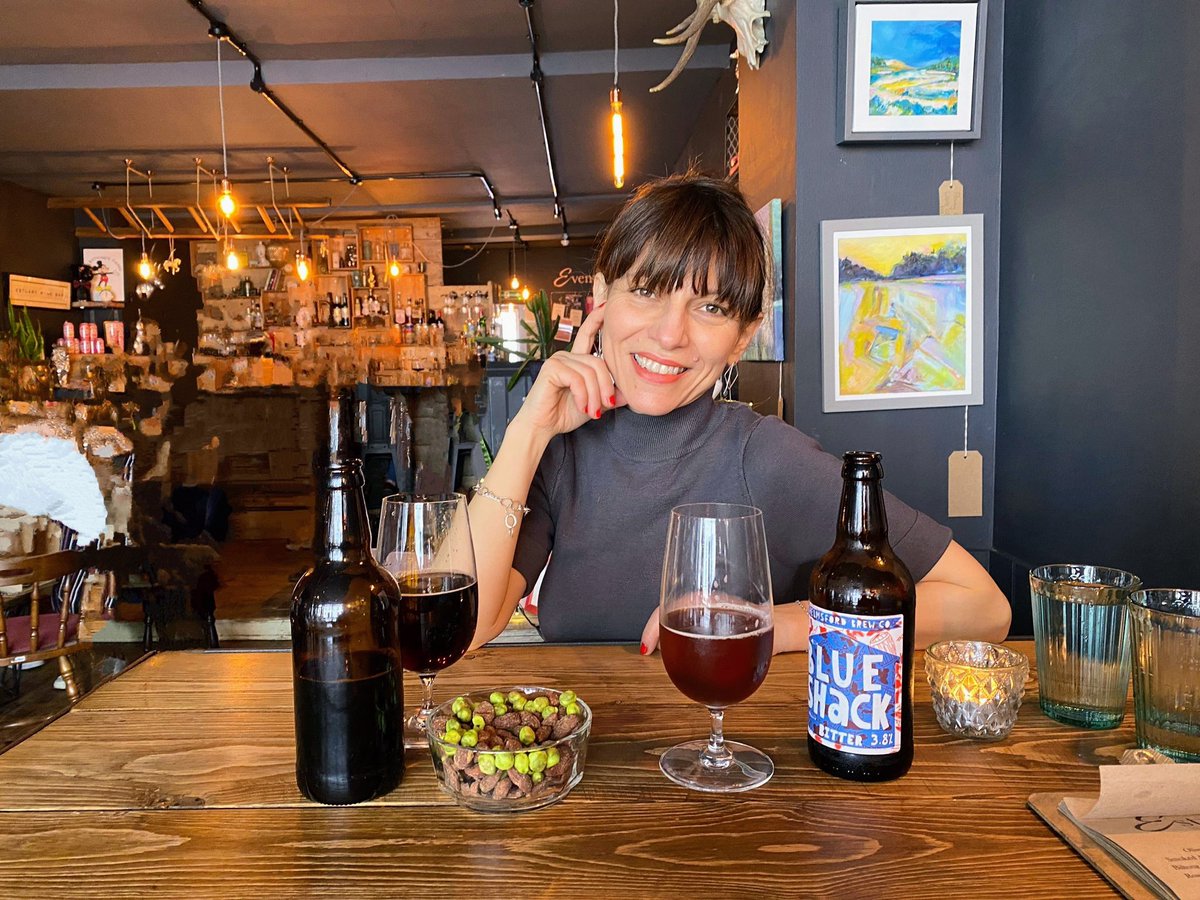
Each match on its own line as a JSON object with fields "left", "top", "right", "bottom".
{"left": 521, "top": 286, "right": 531, "bottom": 301}
{"left": 226, "top": 244, "right": 240, "bottom": 271}
{"left": 610, "top": 87, "right": 625, "bottom": 190}
{"left": 295, "top": 251, "right": 310, "bottom": 282}
{"left": 137, "top": 252, "right": 154, "bottom": 281}
{"left": 389, "top": 260, "right": 401, "bottom": 278}
{"left": 510, "top": 274, "right": 520, "bottom": 291}
{"left": 218, "top": 178, "right": 237, "bottom": 218}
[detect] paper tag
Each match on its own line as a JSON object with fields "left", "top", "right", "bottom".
{"left": 947, "top": 450, "right": 983, "bottom": 517}
{"left": 939, "top": 179, "right": 964, "bottom": 215}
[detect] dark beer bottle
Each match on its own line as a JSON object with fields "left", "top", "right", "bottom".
{"left": 291, "top": 390, "right": 404, "bottom": 804}
{"left": 807, "top": 451, "right": 915, "bottom": 781}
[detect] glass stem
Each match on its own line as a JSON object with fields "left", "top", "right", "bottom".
{"left": 419, "top": 674, "right": 437, "bottom": 714}
{"left": 701, "top": 706, "right": 733, "bottom": 769}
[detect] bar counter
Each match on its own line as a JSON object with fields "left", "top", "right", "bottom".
{"left": 0, "top": 642, "right": 1124, "bottom": 897}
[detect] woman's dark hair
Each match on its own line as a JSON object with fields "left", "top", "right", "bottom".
{"left": 594, "top": 173, "right": 766, "bottom": 325}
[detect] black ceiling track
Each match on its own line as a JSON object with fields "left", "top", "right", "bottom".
{"left": 520, "top": 0, "right": 567, "bottom": 238}
{"left": 182, "top": 0, "right": 504, "bottom": 222}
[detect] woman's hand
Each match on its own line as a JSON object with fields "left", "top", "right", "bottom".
{"left": 509, "top": 304, "right": 626, "bottom": 441}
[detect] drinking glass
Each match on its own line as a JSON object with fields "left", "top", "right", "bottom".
{"left": 377, "top": 493, "right": 478, "bottom": 748}
{"left": 1029, "top": 564, "right": 1141, "bottom": 728}
{"left": 1130, "top": 589, "right": 1200, "bottom": 761}
{"left": 658, "top": 503, "right": 774, "bottom": 792}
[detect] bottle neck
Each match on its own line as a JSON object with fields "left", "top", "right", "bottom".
{"left": 836, "top": 474, "right": 889, "bottom": 547}
{"left": 314, "top": 463, "right": 373, "bottom": 563}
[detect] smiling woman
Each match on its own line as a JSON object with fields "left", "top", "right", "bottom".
{"left": 467, "top": 173, "right": 1010, "bottom": 655}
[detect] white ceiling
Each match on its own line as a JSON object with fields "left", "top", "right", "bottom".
{"left": 0, "top": 0, "right": 735, "bottom": 241}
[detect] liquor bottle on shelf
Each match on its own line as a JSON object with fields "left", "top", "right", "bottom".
{"left": 291, "top": 390, "right": 405, "bottom": 805}
{"left": 325, "top": 293, "right": 336, "bottom": 328}
{"left": 807, "top": 451, "right": 915, "bottom": 782}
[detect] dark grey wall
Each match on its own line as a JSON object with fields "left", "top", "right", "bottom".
{"left": 674, "top": 66, "right": 739, "bottom": 177}
{"left": 740, "top": 0, "right": 1005, "bottom": 555}
{"left": 995, "top": 2, "right": 1200, "bottom": 591}
{"left": 0, "top": 180, "right": 77, "bottom": 349}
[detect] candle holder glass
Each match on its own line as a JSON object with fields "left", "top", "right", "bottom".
{"left": 925, "top": 641, "right": 1029, "bottom": 740}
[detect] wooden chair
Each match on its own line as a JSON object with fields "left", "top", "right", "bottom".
{"left": 0, "top": 548, "right": 109, "bottom": 700}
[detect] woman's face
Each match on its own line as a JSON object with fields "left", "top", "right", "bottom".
{"left": 593, "top": 270, "right": 759, "bottom": 417}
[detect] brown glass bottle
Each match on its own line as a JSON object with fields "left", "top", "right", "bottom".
{"left": 291, "top": 390, "right": 404, "bottom": 805}
{"left": 807, "top": 451, "right": 915, "bottom": 781}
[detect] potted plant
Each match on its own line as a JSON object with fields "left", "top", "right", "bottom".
{"left": 477, "top": 290, "right": 569, "bottom": 391}
{"left": 6, "top": 304, "right": 49, "bottom": 401}
{"left": 6, "top": 304, "right": 44, "bottom": 362}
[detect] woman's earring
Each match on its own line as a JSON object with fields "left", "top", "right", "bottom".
{"left": 719, "top": 363, "right": 739, "bottom": 402}
{"left": 594, "top": 331, "right": 604, "bottom": 358}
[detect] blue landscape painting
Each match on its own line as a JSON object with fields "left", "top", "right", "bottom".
{"left": 869, "top": 20, "right": 962, "bottom": 117}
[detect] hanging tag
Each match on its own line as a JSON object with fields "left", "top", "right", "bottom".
{"left": 947, "top": 450, "right": 983, "bottom": 517}
{"left": 939, "top": 179, "right": 964, "bottom": 215}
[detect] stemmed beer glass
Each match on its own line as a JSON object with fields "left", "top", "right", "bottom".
{"left": 658, "top": 503, "right": 775, "bottom": 792}
{"left": 377, "top": 493, "right": 478, "bottom": 748}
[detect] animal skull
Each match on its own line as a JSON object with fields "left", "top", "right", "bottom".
{"left": 651, "top": 0, "right": 770, "bottom": 93}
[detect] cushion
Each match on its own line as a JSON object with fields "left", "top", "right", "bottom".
{"left": 1, "top": 614, "right": 80, "bottom": 657}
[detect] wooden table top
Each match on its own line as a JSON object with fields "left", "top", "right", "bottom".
{"left": 0, "top": 641, "right": 1127, "bottom": 898}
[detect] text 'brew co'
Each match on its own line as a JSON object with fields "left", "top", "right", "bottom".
{"left": 291, "top": 390, "right": 405, "bottom": 805}
{"left": 807, "top": 451, "right": 915, "bottom": 781}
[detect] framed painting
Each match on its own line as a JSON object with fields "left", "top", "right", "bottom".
{"left": 838, "top": 0, "right": 986, "bottom": 142}
{"left": 820, "top": 214, "right": 983, "bottom": 412}
{"left": 744, "top": 198, "right": 784, "bottom": 362}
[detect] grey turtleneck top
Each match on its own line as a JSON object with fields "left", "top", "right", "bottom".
{"left": 512, "top": 395, "right": 952, "bottom": 643}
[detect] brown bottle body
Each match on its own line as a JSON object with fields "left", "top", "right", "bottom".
{"left": 807, "top": 451, "right": 915, "bottom": 781}
{"left": 291, "top": 391, "right": 404, "bottom": 805}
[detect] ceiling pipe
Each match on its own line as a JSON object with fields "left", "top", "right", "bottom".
{"left": 520, "top": 0, "right": 565, "bottom": 225}
{"left": 186, "top": 0, "right": 361, "bottom": 184}
{"left": 184, "top": 0, "right": 505, "bottom": 221}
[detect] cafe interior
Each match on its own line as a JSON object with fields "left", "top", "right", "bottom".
{"left": 0, "top": 1, "right": 1197, "bottom": 895}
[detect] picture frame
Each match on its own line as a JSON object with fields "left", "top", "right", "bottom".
{"left": 820, "top": 214, "right": 983, "bottom": 412}
{"left": 744, "top": 198, "right": 784, "bottom": 362}
{"left": 82, "top": 248, "right": 126, "bottom": 305}
{"left": 838, "top": 0, "right": 987, "bottom": 143}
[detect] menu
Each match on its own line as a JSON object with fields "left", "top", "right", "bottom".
{"left": 1058, "top": 765, "right": 1200, "bottom": 900}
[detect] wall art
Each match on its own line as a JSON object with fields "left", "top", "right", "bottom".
{"left": 839, "top": 0, "right": 986, "bottom": 142}
{"left": 820, "top": 214, "right": 983, "bottom": 411}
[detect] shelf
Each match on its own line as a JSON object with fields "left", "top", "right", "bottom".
{"left": 71, "top": 302, "right": 125, "bottom": 309}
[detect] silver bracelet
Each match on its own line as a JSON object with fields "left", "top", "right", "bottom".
{"left": 473, "top": 479, "right": 531, "bottom": 537}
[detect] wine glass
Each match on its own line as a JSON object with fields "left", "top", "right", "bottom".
{"left": 658, "top": 503, "right": 775, "bottom": 792}
{"left": 377, "top": 493, "right": 478, "bottom": 748}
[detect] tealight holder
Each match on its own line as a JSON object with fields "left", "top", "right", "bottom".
{"left": 925, "top": 641, "right": 1029, "bottom": 740}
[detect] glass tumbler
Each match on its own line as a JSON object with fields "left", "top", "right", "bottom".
{"left": 1029, "top": 564, "right": 1141, "bottom": 728}
{"left": 1129, "top": 589, "right": 1200, "bottom": 762}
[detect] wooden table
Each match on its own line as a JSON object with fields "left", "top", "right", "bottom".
{"left": 0, "top": 641, "right": 1129, "bottom": 898}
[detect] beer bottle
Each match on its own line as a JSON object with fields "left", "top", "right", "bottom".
{"left": 291, "top": 390, "right": 405, "bottom": 804}
{"left": 807, "top": 451, "right": 915, "bottom": 781}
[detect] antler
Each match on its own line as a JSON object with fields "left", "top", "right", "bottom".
{"left": 650, "top": 0, "right": 722, "bottom": 93}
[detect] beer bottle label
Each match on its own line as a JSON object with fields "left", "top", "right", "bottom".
{"left": 807, "top": 605, "right": 903, "bottom": 755}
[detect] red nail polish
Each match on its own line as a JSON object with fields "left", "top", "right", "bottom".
{"left": 609, "top": 395, "right": 616, "bottom": 404}
{"left": 594, "top": 409, "right": 601, "bottom": 418}
{"left": 640, "top": 642, "right": 647, "bottom": 655}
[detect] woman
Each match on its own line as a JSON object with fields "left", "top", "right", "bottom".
{"left": 469, "top": 173, "right": 1009, "bottom": 654}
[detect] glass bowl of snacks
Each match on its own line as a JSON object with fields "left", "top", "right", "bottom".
{"left": 427, "top": 687, "right": 591, "bottom": 812}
